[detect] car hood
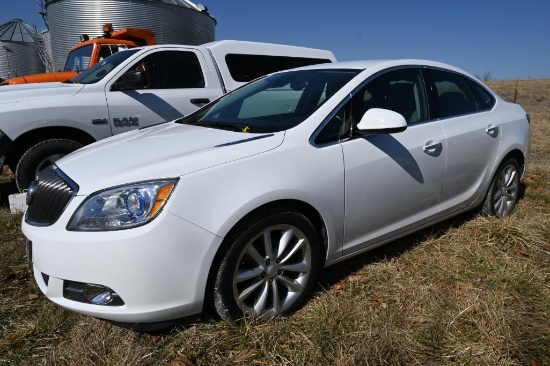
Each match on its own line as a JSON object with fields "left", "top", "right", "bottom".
{"left": 0, "top": 82, "right": 84, "bottom": 105}
{"left": 56, "top": 122, "right": 285, "bottom": 195}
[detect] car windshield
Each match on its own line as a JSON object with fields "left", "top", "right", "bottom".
{"left": 180, "top": 69, "right": 361, "bottom": 133}
{"left": 69, "top": 49, "right": 139, "bottom": 84}
{"left": 64, "top": 44, "right": 93, "bottom": 72}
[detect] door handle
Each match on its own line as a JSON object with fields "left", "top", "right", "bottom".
{"left": 485, "top": 124, "right": 499, "bottom": 136}
{"left": 191, "top": 98, "right": 211, "bottom": 105}
{"left": 423, "top": 141, "right": 442, "bottom": 154}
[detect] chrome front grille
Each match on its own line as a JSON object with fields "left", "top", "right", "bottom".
{"left": 25, "top": 166, "right": 78, "bottom": 226}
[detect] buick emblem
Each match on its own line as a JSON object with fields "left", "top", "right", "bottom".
{"left": 26, "top": 180, "right": 38, "bottom": 206}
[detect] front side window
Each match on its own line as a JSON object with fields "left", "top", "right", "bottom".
{"left": 430, "top": 69, "right": 480, "bottom": 118}
{"left": 181, "top": 69, "right": 360, "bottom": 133}
{"left": 125, "top": 50, "right": 205, "bottom": 90}
{"left": 315, "top": 67, "right": 428, "bottom": 144}
{"left": 314, "top": 102, "right": 352, "bottom": 144}
{"left": 355, "top": 68, "right": 429, "bottom": 124}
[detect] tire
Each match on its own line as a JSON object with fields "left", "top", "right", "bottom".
{"left": 482, "top": 158, "right": 520, "bottom": 217}
{"left": 213, "top": 210, "right": 321, "bottom": 321}
{"left": 15, "top": 139, "right": 83, "bottom": 192}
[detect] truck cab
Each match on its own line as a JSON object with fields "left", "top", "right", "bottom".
{"left": 0, "top": 24, "right": 156, "bottom": 86}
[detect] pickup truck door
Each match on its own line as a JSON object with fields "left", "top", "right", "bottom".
{"left": 104, "top": 48, "right": 222, "bottom": 135}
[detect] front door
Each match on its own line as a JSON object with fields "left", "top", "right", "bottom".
{"left": 340, "top": 68, "right": 447, "bottom": 254}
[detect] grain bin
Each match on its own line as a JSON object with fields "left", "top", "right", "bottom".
{"left": 40, "top": 29, "right": 54, "bottom": 72}
{"left": 45, "top": 0, "right": 216, "bottom": 71}
{"left": 0, "top": 19, "right": 46, "bottom": 81}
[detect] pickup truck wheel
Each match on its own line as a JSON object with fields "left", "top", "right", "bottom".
{"left": 15, "top": 139, "right": 83, "bottom": 192}
{"left": 213, "top": 211, "right": 321, "bottom": 321}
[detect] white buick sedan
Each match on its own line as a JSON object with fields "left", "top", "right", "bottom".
{"left": 22, "top": 60, "right": 530, "bottom": 328}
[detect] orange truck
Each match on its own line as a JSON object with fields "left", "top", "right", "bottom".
{"left": 0, "top": 23, "right": 156, "bottom": 85}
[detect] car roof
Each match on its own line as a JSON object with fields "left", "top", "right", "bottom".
{"left": 295, "top": 59, "right": 477, "bottom": 80}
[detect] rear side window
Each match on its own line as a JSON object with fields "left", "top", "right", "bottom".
{"left": 430, "top": 69, "right": 479, "bottom": 118}
{"left": 225, "top": 54, "right": 332, "bottom": 82}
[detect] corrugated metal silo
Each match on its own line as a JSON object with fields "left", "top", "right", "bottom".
{"left": 45, "top": 0, "right": 216, "bottom": 71}
{"left": 0, "top": 19, "right": 46, "bottom": 81}
{"left": 40, "top": 29, "right": 54, "bottom": 72}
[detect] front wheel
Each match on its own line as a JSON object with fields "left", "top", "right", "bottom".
{"left": 213, "top": 211, "right": 321, "bottom": 321}
{"left": 482, "top": 158, "right": 520, "bottom": 217}
{"left": 15, "top": 139, "right": 83, "bottom": 192}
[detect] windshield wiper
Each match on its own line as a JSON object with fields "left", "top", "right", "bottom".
{"left": 194, "top": 121, "right": 251, "bottom": 133}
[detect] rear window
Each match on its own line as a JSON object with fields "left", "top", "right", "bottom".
{"left": 225, "top": 54, "right": 332, "bottom": 82}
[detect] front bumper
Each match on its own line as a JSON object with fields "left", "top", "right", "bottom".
{"left": 22, "top": 203, "right": 223, "bottom": 324}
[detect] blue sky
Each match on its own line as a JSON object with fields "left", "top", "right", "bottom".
{"left": 2, "top": 0, "right": 549, "bottom": 80}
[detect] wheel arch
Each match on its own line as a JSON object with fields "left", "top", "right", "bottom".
{"left": 481, "top": 149, "right": 523, "bottom": 216}
{"left": 203, "top": 199, "right": 328, "bottom": 313}
{"left": 478, "top": 148, "right": 525, "bottom": 204}
{"left": 500, "top": 148, "right": 526, "bottom": 177}
{"left": 5, "top": 127, "right": 96, "bottom": 169}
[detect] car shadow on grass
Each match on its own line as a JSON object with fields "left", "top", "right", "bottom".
{"left": 315, "top": 210, "right": 477, "bottom": 292}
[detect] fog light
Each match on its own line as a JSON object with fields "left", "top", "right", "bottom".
{"left": 63, "top": 280, "right": 124, "bottom": 306}
{"left": 83, "top": 284, "right": 115, "bottom": 305}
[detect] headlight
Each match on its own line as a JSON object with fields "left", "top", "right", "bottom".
{"left": 67, "top": 179, "right": 178, "bottom": 231}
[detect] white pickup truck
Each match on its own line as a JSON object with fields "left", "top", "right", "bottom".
{"left": 0, "top": 41, "right": 336, "bottom": 191}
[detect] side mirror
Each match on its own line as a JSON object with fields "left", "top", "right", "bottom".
{"left": 112, "top": 70, "right": 147, "bottom": 91}
{"left": 356, "top": 108, "right": 407, "bottom": 134}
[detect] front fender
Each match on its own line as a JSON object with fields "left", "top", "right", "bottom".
{"left": 0, "top": 93, "right": 112, "bottom": 143}
{"left": 167, "top": 142, "right": 346, "bottom": 263}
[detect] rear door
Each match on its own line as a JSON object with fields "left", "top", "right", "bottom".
{"left": 426, "top": 68, "right": 500, "bottom": 212}
{"left": 105, "top": 48, "right": 222, "bottom": 135}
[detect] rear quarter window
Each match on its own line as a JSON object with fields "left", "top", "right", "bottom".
{"left": 468, "top": 80, "right": 496, "bottom": 111}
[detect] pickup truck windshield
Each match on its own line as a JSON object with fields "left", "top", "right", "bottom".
{"left": 69, "top": 49, "right": 139, "bottom": 84}
{"left": 181, "top": 69, "right": 361, "bottom": 133}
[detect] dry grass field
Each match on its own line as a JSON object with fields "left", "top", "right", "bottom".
{"left": 1, "top": 79, "right": 548, "bottom": 365}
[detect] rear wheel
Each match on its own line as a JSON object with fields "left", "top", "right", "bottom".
{"left": 15, "top": 139, "right": 83, "bottom": 192}
{"left": 482, "top": 158, "right": 520, "bottom": 217}
{"left": 213, "top": 210, "right": 321, "bottom": 321}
